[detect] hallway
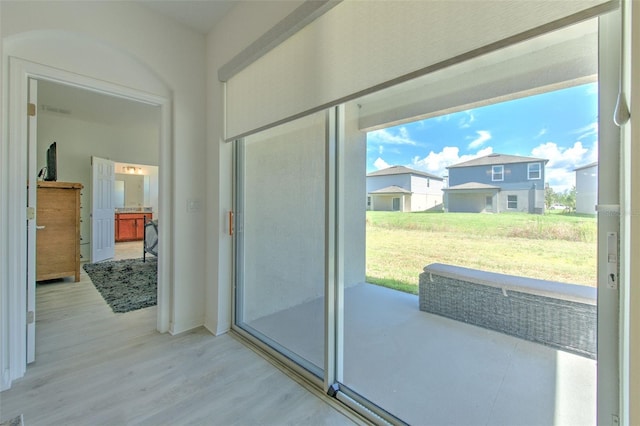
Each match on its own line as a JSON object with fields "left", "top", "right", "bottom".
{"left": 0, "top": 270, "right": 353, "bottom": 425}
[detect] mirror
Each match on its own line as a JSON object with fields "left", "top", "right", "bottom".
{"left": 114, "top": 180, "right": 125, "bottom": 208}
{"left": 115, "top": 173, "right": 149, "bottom": 207}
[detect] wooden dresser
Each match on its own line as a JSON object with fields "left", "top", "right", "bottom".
{"left": 36, "top": 181, "right": 83, "bottom": 282}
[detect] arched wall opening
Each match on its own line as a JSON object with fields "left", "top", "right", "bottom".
{"left": 2, "top": 30, "right": 173, "bottom": 390}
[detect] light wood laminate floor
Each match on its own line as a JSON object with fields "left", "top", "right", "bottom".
{"left": 114, "top": 241, "right": 145, "bottom": 261}
{"left": 0, "top": 271, "right": 354, "bottom": 425}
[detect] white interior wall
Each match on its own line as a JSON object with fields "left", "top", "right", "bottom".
{"left": 1, "top": 1, "right": 208, "bottom": 388}
{"left": 205, "top": 1, "right": 304, "bottom": 334}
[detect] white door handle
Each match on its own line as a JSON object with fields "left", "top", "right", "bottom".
{"left": 36, "top": 225, "right": 46, "bottom": 230}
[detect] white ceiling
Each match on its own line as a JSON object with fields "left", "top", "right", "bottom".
{"left": 136, "top": 0, "right": 236, "bottom": 34}
{"left": 38, "top": 80, "right": 160, "bottom": 128}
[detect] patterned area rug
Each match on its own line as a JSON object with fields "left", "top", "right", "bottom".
{"left": 83, "top": 258, "right": 157, "bottom": 313}
{"left": 0, "top": 414, "right": 23, "bottom": 426}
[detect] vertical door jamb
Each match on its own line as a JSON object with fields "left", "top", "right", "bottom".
{"left": 597, "top": 8, "right": 622, "bottom": 425}
{"left": 26, "top": 78, "right": 38, "bottom": 364}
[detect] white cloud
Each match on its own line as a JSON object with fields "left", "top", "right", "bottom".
{"left": 458, "top": 110, "right": 475, "bottom": 128}
{"left": 476, "top": 147, "right": 494, "bottom": 157}
{"left": 585, "top": 142, "right": 598, "bottom": 164}
{"left": 367, "top": 127, "right": 417, "bottom": 146}
{"left": 530, "top": 141, "right": 596, "bottom": 192}
{"left": 467, "top": 130, "right": 491, "bottom": 149}
{"left": 373, "top": 157, "right": 391, "bottom": 170}
{"left": 573, "top": 122, "right": 598, "bottom": 141}
{"left": 378, "top": 145, "right": 384, "bottom": 155}
{"left": 409, "top": 146, "right": 493, "bottom": 178}
{"left": 535, "top": 128, "right": 547, "bottom": 138}
{"left": 531, "top": 141, "right": 588, "bottom": 169}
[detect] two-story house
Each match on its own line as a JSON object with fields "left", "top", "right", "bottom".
{"left": 444, "top": 153, "right": 548, "bottom": 213}
{"left": 367, "top": 166, "right": 444, "bottom": 212}
{"left": 575, "top": 162, "right": 598, "bottom": 214}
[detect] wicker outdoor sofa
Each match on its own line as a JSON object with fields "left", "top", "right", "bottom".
{"left": 419, "top": 263, "right": 597, "bottom": 359}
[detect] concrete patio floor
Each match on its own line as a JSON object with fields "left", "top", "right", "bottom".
{"left": 249, "top": 283, "right": 596, "bottom": 425}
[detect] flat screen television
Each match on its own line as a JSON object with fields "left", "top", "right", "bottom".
{"left": 44, "top": 142, "right": 57, "bottom": 182}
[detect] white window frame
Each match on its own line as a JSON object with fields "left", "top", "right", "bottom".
{"left": 528, "top": 163, "right": 541, "bottom": 180}
{"left": 507, "top": 195, "right": 517, "bottom": 209}
{"left": 492, "top": 165, "right": 504, "bottom": 181}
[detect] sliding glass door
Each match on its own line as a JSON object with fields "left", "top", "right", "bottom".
{"left": 333, "top": 16, "right": 613, "bottom": 425}
{"left": 234, "top": 110, "right": 328, "bottom": 377}
{"left": 233, "top": 9, "right": 619, "bottom": 424}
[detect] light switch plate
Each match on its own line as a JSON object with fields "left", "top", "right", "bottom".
{"left": 187, "top": 199, "right": 202, "bottom": 213}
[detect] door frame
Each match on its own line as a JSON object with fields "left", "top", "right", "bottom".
{"left": 597, "top": 9, "right": 623, "bottom": 424}
{"left": 3, "top": 57, "right": 173, "bottom": 387}
{"left": 26, "top": 77, "right": 37, "bottom": 364}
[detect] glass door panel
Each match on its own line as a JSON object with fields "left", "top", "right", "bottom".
{"left": 235, "top": 111, "right": 327, "bottom": 376}
{"left": 337, "top": 18, "right": 603, "bottom": 424}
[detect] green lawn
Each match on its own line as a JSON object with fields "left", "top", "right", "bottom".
{"left": 366, "top": 211, "right": 597, "bottom": 294}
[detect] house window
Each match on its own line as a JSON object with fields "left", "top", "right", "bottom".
{"left": 427, "top": 178, "right": 430, "bottom": 188}
{"left": 486, "top": 196, "right": 493, "bottom": 209}
{"left": 367, "top": 196, "right": 372, "bottom": 209}
{"left": 492, "top": 165, "right": 504, "bottom": 181}
{"left": 392, "top": 197, "right": 401, "bottom": 211}
{"left": 528, "top": 163, "right": 541, "bottom": 180}
{"left": 507, "top": 195, "right": 517, "bottom": 209}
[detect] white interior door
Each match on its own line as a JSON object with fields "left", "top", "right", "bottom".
{"left": 92, "top": 156, "right": 115, "bottom": 262}
{"left": 26, "top": 78, "right": 38, "bottom": 364}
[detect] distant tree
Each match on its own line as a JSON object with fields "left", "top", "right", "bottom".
{"left": 545, "top": 186, "right": 556, "bottom": 209}
{"left": 565, "top": 186, "right": 577, "bottom": 209}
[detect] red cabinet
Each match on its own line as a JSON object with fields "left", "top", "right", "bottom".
{"left": 115, "top": 213, "right": 152, "bottom": 242}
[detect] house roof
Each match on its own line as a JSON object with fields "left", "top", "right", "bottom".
{"left": 447, "top": 153, "right": 548, "bottom": 169}
{"left": 369, "top": 185, "right": 412, "bottom": 195}
{"left": 444, "top": 182, "right": 501, "bottom": 191}
{"left": 574, "top": 161, "right": 598, "bottom": 171}
{"left": 367, "top": 165, "right": 443, "bottom": 180}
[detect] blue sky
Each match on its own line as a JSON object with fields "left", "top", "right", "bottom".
{"left": 366, "top": 83, "right": 598, "bottom": 193}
